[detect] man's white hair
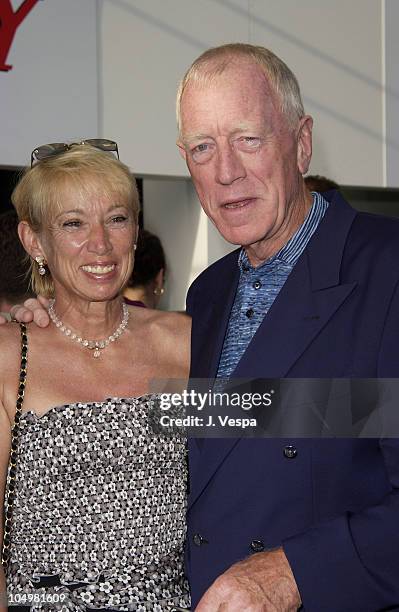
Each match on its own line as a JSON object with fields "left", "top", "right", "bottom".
{"left": 176, "top": 42, "right": 305, "bottom": 134}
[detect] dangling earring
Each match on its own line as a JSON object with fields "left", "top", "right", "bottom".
{"left": 35, "top": 255, "right": 47, "bottom": 276}
{"left": 133, "top": 244, "right": 137, "bottom": 251}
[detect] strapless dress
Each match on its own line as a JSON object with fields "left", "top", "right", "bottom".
{"left": 6, "top": 395, "right": 190, "bottom": 611}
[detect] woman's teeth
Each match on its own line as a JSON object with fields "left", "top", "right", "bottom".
{"left": 81, "top": 264, "right": 115, "bottom": 274}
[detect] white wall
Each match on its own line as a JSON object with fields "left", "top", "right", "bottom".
{"left": 142, "top": 177, "right": 236, "bottom": 310}
{"left": 3, "top": 1, "right": 397, "bottom": 308}
{"left": 100, "top": 0, "right": 386, "bottom": 187}
{"left": 100, "top": 0, "right": 391, "bottom": 307}
{"left": 141, "top": 177, "right": 203, "bottom": 310}
{"left": 385, "top": 0, "right": 399, "bottom": 187}
{"left": 249, "top": 0, "right": 383, "bottom": 187}
{"left": 2, "top": 1, "right": 390, "bottom": 184}
{"left": 1, "top": 0, "right": 98, "bottom": 168}
{"left": 100, "top": 0, "right": 248, "bottom": 177}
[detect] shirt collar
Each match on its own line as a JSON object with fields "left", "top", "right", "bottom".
{"left": 238, "top": 192, "right": 328, "bottom": 272}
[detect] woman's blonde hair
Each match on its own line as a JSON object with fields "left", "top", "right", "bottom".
{"left": 176, "top": 42, "right": 305, "bottom": 133}
{"left": 12, "top": 144, "right": 140, "bottom": 297}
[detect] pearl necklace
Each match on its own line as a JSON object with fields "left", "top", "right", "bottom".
{"left": 48, "top": 300, "right": 129, "bottom": 358}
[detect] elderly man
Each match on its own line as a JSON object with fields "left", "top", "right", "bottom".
{"left": 5, "top": 44, "right": 399, "bottom": 611}
{"left": 176, "top": 44, "right": 399, "bottom": 612}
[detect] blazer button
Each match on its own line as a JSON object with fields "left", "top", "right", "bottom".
{"left": 283, "top": 445, "right": 297, "bottom": 459}
{"left": 250, "top": 539, "right": 265, "bottom": 553}
{"left": 193, "top": 533, "right": 205, "bottom": 547}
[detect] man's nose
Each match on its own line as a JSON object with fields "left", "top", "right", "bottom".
{"left": 215, "top": 144, "right": 246, "bottom": 185}
{"left": 87, "top": 224, "right": 112, "bottom": 254}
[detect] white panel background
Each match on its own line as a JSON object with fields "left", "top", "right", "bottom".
{"left": 0, "top": 0, "right": 98, "bottom": 168}
{"left": 101, "top": 0, "right": 384, "bottom": 186}
{"left": 1, "top": 1, "right": 395, "bottom": 307}
{"left": 1, "top": 1, "right": 388, "bottom": 182}
{"left": 385, "top": 0, "right": 399, "bottom": 187}
{"left": 100, "top": 0, "right": 247, "bottom": 178}
{"left": 249, "top": 0, "right": 383, "bottom": 186}
{"left": 142, "top": 178, "right": 203, "bottom": 311}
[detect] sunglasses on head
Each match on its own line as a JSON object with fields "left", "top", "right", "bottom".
{"left": 30, "top": 139, "right": 119, "bottom": 167}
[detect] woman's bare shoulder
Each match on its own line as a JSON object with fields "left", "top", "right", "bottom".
{"left": 128, "top": 308, "right": 191, "bottom": 370}
{"left": 128, "top": 305, "right": 191, "bottom": 336}
{"left": 0, "top": 323, "right": 23, "bottom": 368}
{"left": 0, "top": 323, "right": 24, "bottom": 411}
{"left": 145, "top": 309, "right": 191, "bottom": 339}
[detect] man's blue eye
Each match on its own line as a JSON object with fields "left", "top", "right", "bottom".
{"left": 190, "top": 142, "right": 214, "bottom": 163}
{"left": 194, "top": 144, "right": 209, "bottom": 153}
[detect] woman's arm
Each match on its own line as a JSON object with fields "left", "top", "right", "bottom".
{"left": 0, "top": 399, "right": 11, "bottom": 612}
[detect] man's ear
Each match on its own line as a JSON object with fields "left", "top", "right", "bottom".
{"left": 297, "top": 115, "right": 313, "bottom": 175}
{"left": 18, "top": 221, "right": 45, "bottom": 261}
{"left": 176, "top": 140, "right": 187, "bottom": 162}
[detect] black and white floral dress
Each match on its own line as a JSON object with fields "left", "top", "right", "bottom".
{"left": 6, "top": 396, "right": 190, "bottom": 611}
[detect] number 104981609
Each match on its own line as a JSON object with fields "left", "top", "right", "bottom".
{"left": 7, "top": 592, "right": 67, "bottom": 605}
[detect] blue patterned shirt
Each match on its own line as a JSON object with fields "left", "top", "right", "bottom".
{"left": 217, "top": 192, "right": 329, "bottom": 377}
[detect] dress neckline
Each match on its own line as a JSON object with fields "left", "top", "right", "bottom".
{"left": 20, "top": 394, "right": 159, "bottom": 422}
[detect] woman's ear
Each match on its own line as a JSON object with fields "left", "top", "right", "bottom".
{"left": 154, "top": 268, "right": 165, "bottom": 292}
{"left": 18, "top": 221, "right": 45, "bottom": 261}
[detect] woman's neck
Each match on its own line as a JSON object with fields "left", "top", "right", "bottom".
{"left": 50, "top": 294, "right": 126, "bottom": 340}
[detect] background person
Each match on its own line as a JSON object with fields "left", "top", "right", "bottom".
{"left": 0, "top": 143, "right": 190, "bottom": 611}
{"left": 0, "top": 210, "right": 33, "bottom": 315}
{"left": 123, "top": 229, "right": 166, "bottom": 308}
{"left": 304, "top": 174, "right": 339, "bottom": 193}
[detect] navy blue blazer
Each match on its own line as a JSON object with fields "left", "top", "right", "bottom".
{"left": 186, "top": 192, "right": 399, "bottom": 611}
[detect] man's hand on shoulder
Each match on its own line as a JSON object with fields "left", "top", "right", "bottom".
{"left": 195, "top": 547, "right": 301, "bottom": 612}
{"left": 0, "top": 296, "right": 50, "bottom": 327}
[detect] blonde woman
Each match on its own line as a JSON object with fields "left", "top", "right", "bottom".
{"left": 0, "top": 142, "right": 191, "bottom": 611}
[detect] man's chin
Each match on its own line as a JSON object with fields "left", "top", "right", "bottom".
{"left": 210, "top": 221, "right": 239, "bottom": 243}
{"left": 216, "top": 227, "right": 262, "bottom": 248}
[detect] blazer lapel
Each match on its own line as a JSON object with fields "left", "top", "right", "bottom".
{"left": 233, "top": 254, "right": 357, "bottom": 378}
{"left": 188, "top": 252, "right": 240, "bottom": 477}
{"left": 190, "top": 253, "right": 240, "bottom": 380}
{"left": 188, "top": 193, "right": 358, "bottom": 509}
{"left": 188, "top": 436, "right": 241, "bottom": 509}
{"left": 234, "top": 191, "right": 358, "bottom": 378}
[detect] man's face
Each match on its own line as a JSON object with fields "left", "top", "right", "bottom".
{"left": 178, "top": 59, "right": 313, "bottom": 263}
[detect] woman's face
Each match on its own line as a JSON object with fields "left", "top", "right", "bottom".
{"left": 38, "top": 186, "right": 136, "bottom": 305}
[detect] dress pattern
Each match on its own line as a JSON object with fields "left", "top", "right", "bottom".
{"left": 6, "top": 396, "right": 190, "bottom": 611}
